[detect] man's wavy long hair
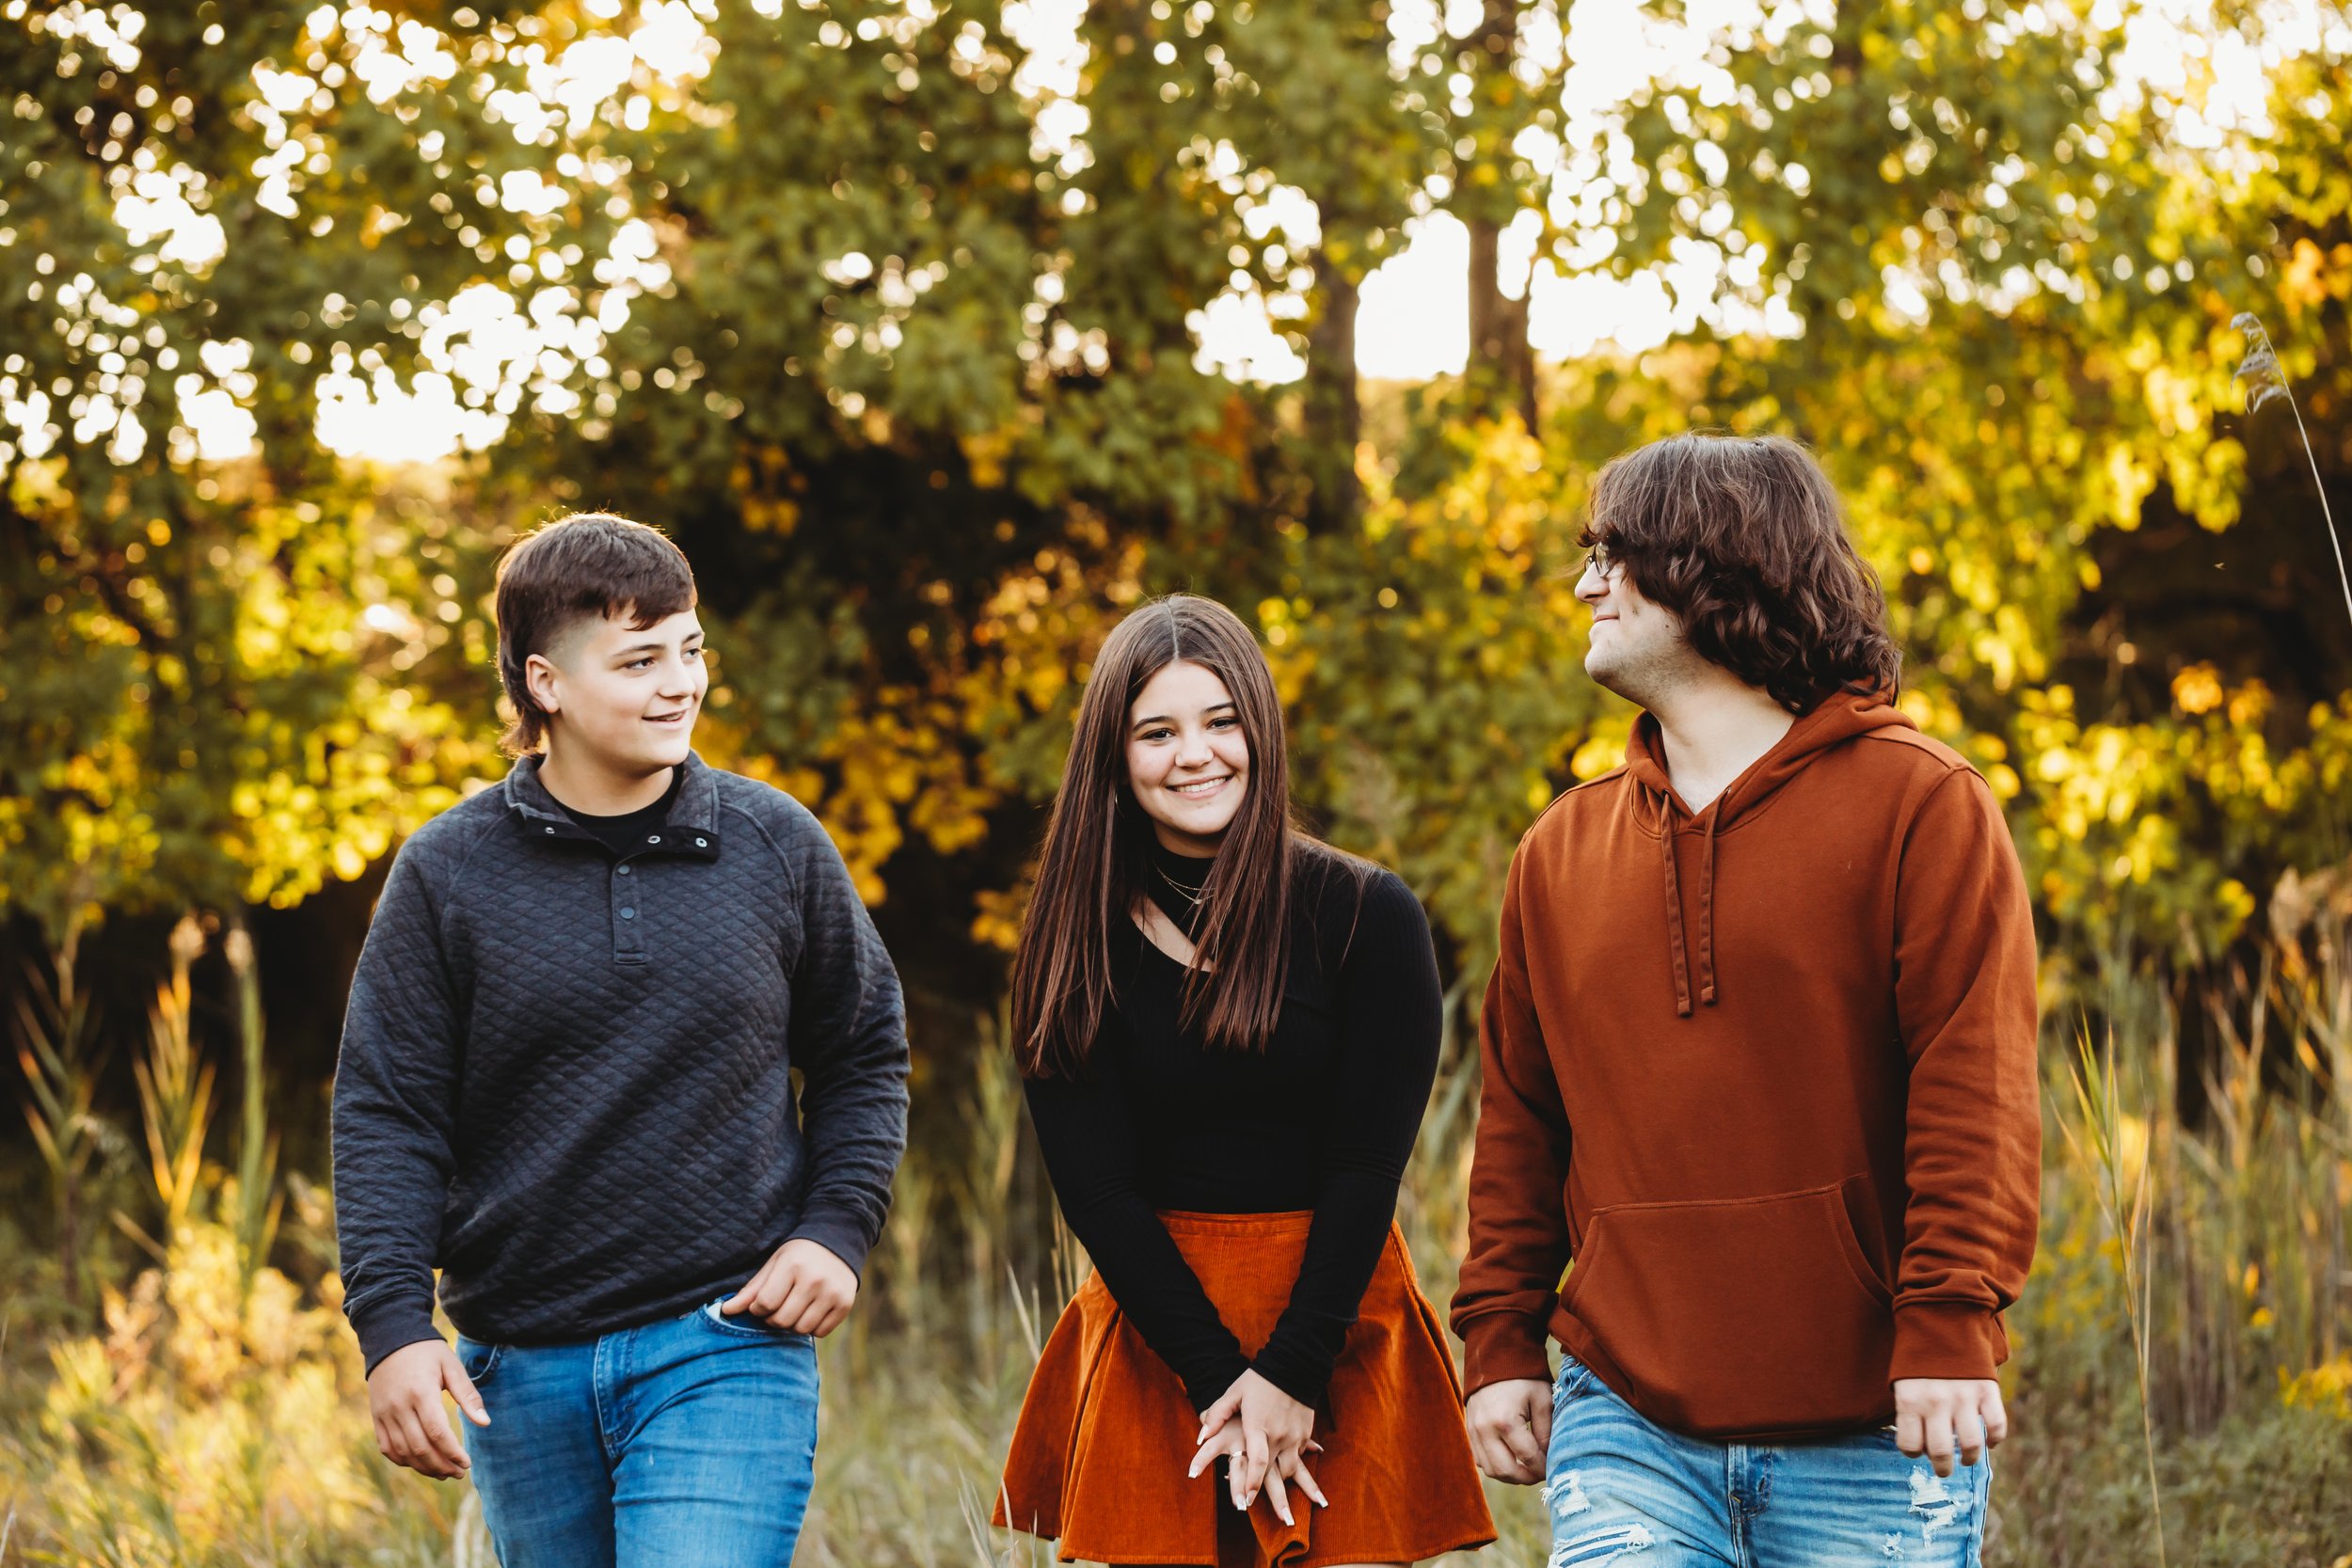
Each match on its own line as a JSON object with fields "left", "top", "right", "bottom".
{"left": 1581, "top": 433, "right": 1902, "bottom": 712}
{"left": 1010, "top": 595, "right": 1304, "bottom": 1080}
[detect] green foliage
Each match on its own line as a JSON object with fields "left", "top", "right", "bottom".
{"left": 1279, "top": 419, "right": 1600, "bottom": 963}
{"left": 3, "top": 0, "right": 2347, "bottom": 994}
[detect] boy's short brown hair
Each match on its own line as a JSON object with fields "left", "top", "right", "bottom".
{"left": 493, "top": 512, "right": 696, "bottom": 753}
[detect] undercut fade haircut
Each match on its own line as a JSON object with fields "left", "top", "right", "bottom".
{"left": 1581, "top": 433, "right": 1902, "bottom": 713}
{"left": 493, "top": 512, "right": 696, "bottom": 754}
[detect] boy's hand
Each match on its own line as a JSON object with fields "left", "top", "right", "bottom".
{"left": 1893, "top": 1377, "right": 2009, "bottom": 1477}
{"left": 723, "top": 1238, "right": 859, "bottom": 1336}
{"left": 1465, "top": 1378, "right": 1552, "bottom": 1484}
{"left": 367, "top": 1338, "right": 488, "bottom": 1480}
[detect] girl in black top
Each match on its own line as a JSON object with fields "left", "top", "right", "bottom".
{"left": 993, "top": 595, "right": 1493, "bottom": 1568}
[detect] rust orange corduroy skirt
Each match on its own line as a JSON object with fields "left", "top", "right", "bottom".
{"left": 994, "top": 1211, "right": 1496, "bottom": 1567}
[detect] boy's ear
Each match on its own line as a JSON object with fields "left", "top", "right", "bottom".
{"left": 524, "top": 650, "right": 563, "bottom": 719}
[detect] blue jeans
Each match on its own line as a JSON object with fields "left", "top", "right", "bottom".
{"left": 457, "top": 1297, "right": 820, "bottom": 1568}
{"left": 1543, "top": 1354, "right": 1990, "bottom": 1567}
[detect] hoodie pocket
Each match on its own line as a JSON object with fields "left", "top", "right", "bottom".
{"left": 1562, "top": 1179, "right": 1893, "bottom": 1438}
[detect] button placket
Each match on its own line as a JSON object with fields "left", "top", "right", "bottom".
{"left": 612, "top": 854, "right": 648, "bottom": 965}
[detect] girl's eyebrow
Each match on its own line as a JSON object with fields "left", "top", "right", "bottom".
{"left": 1130, "top": 701, "right": 1236, "bottom": 731}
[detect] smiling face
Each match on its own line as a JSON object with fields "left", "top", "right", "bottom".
{"left": 1124, "top": 658, "right": 1252, "bottom": 855}
{"left": 526, "top": 605, "right": 708, "bottom": 778}
{"left": 1577, "top": 545, "right": 1701, "bottom": 708}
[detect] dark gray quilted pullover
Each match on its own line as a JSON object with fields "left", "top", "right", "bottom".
{"left": 332, "top": 752, "right": 910, "bottom": 1373}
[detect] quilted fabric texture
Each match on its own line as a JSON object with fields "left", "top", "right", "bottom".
{"left": 332, "top": 752, "right": 910, "bottom": 1373}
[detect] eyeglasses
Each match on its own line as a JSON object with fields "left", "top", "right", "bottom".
{"left": 1580, "top": 542, "right": 1624, "bottom": 583}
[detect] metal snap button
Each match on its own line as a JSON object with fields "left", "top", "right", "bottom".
{"left": 617, "top": 864, "right": 631, "bottom": 875}
{"left": 646, "top": 833, "right": 661, "bottom": 844}
{"left": 620, "top": 908, "right": 636, "bottom": 920}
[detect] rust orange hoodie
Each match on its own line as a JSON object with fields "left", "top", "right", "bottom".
{"left": 1451, "top": 690, "right": 2040, "bottom": 1441}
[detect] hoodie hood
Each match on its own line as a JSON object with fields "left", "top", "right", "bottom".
{"left": 1623, "top": 689, "right": 1916, "bottom": 1016}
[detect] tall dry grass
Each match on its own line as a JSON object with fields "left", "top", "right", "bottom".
{"left": 5, "top": 891, "right": 2351, "bottom": 1566}
{"left": 1997, "top": 870, "right": 2352, "bottom": 1564}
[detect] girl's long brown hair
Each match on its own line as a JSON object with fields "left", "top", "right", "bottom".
{"left": 1010, "top": 595, "right": 1300, "bottom": 1079}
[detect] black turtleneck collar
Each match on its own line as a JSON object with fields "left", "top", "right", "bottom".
{"left": 1142, "top": 834, "right": 1217, "bottom": 936}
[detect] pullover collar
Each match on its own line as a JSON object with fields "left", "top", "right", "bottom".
{"left": 501, "top": 751, "right": 723, "bottom": 862}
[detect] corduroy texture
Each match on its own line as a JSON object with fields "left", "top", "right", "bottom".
{"left": 996, "top": 1211, "right": 1494, "bottom": 1567}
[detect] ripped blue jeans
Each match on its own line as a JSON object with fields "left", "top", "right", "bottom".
{"left": 1543, "top": 1354, "right": 1990, "bottom": 1568}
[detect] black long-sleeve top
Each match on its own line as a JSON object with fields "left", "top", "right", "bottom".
{"left": 1023, "top": 837, "right": 1444, "bottom": 1410}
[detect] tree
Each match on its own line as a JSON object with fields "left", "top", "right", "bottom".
{"left": 3, "top": 0, "right": 2347, "bottom": 1071}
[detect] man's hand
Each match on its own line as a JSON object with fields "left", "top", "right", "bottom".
{"left": 1465, "top": 1377, "right": 1551, "bottom": 1484}
{"left": 723, "top": 1238, "right": 859, "bottom": 1336}
{"left": 1893, "top": 1377, "right": 2009, "bottom": 1477}
{"left": 367, "top": 1338, "right": 488, "bottom": 1481}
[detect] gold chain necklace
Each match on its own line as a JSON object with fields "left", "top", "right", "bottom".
{"left": 1155, "top": 863, "right": 1209, "bottom": 907}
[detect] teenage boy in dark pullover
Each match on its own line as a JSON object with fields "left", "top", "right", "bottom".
{"left": 1453, "top": 436, "right": 2039, "bottom": 1566}
{"left": 333, "top": 514, "right": 909, "bottom": 1568}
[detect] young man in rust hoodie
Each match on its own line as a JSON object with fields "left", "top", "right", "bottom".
{"left": 1453, "top": 434, "right": 2040, "bottom": 1565}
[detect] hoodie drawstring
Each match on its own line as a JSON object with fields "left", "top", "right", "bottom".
{"left": 1657, "top": 795, "right": 1724, "bottom": 1019}
{"left": 1626, "top": 689, "right": 1914, "bottom": 1018}
{"left": 1696, "top": 803, "right": 1720, "bottom": 1008}
{"left": 1659, "top": 816, "right": 1692, "bottom": 1017}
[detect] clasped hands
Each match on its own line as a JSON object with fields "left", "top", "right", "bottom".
{"left": 1186, "top": 1368, "right": 1328, "bottom": 1526}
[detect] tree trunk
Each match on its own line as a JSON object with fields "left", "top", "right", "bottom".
{"left": 1456, "top": 0, "right": 1539, "bottom": 432}
{"left": 1467, "top": 213, "right": 1538, "bottom": 433}
{"left": 1305, "top": 267, "right": 1362, "bottom": 531}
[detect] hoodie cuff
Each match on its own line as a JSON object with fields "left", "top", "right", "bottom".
{"left": 351, "top": 1294, "right": 447, "bottom": 1377}
{"left": 1459, "top": 1312, "right": 1554, "bottom": 1400}
{"left": 1891, "top": 1300, "right": 2007, "bottom": 1383}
